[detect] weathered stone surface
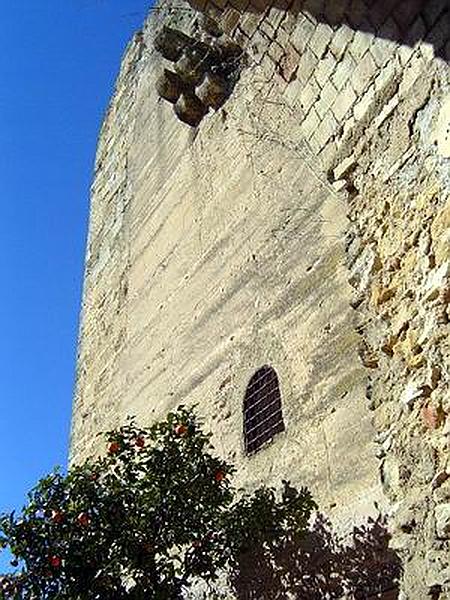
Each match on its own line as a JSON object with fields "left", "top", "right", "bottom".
{"left": 432, "top": 471, "right": 450, "bottom": 490}
{"left": 435, "top": 95, "right": 450, "bottom": 158}
{"left": 435, "top": 503, "right": 450, "bottom": 538}
{"left": 72, "top": 2, "right": 387, "bottom": 536}
{"left": 72, "top": 0, "right": 450, "bottom": 597}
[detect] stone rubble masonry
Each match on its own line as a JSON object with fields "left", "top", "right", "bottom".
{"left": 71, "top": 0, "right": 450, "bottom": 598}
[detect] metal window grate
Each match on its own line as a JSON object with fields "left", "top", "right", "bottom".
{"left": 244, "top": 365, "right": 285, "bottom": 455}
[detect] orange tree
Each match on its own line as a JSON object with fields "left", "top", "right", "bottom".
{"left": 0, "top": 407, "right": 315, "bottom": 599}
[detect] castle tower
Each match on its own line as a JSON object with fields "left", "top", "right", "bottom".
{"left": 71, "top": 1, "right": 450, "bottom": 597}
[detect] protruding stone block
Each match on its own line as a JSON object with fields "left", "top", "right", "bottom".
{"left": 196, "top": 71, "right": 229, "bottom": 109}
{"left": 174, "top": 92, "right": 207, "bottom": 127}
{"left": 215, "top": 34, "right": 243, "bottom": 60}
{"left": 175, "top": 48, "right": 208, "bottom": 85}
{"left": 154, "top": 26, "right": 191, "bottom": 62}
{"left": 194, "top": 14, "right": 221, "bottom": 38}
{"left": 155, "top": 69, "right": 184, "bottom": 104}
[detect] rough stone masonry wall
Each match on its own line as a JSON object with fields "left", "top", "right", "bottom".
{"left": 179, "top": 2, "right": 450, "bottom": 597}
{"left": 72, "top": 0, "right": 450, "bottom": 598}
{"left": 339, "top": 48, "right": 450, "bottom": 600}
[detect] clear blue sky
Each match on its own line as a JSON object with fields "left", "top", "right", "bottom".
{"left": 0, "top": 0, "right": 151, "bottom": 571}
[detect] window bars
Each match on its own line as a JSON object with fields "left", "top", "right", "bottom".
{"left": 243, "top": 365, "right": 285, "bottom": 455}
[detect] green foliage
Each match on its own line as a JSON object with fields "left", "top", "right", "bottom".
{"left": 0, "top": 408, "right": 316, "bottom": 599}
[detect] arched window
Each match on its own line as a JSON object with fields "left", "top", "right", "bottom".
{"left": 243, "top": 365, "right": 285, "bottom": 455}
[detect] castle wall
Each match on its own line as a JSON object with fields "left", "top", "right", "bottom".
{"left": 72, "top": 6, "right": 383, "bottom": 526}
{"left": 72, "top": 1, "right": 450, "bottom": 597}
{"left": 71, "top": 35, "right": 144, "bottom": 451}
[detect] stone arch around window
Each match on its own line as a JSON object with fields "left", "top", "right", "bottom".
{"left": 243, "top": 365, "right": 285, "bottom": 455}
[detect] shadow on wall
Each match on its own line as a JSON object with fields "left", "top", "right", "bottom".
{"left": 229, "top": 514, "right": 402, "bottom": 600}
{"left": 193, "top": 0, "right": 449, "bottom": 61}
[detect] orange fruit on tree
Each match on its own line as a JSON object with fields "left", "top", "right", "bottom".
{"left": 50, "top": 510, "right": 64, "bottom": 524}
{"left": 174, "top": 424, "right": 187, "bottom": 436}
{"left": 76, "top": 512, "right": 91, "bottom": 527}
{"left": 135, "top": 436, "right": 145, "bottom": 448}
{"left": 215, "top": 470, "right": 225, "bottom": 482}
{"left": 108, "top": 441, "right": 121, "bottom": 454}
{"left": 49, "top": 555, "right": 61, "bottom": 568}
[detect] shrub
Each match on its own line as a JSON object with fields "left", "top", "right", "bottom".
{"left": 0, "top": 407, "right": 316, "bottom": 600}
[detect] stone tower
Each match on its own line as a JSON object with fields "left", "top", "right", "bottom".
{"left": 71, "top": 1, "right": 450, "bottom": 597}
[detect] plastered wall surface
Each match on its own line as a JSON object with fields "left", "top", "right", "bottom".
{"left": 72, "top": 1, "right": 450, "bottom": 597}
